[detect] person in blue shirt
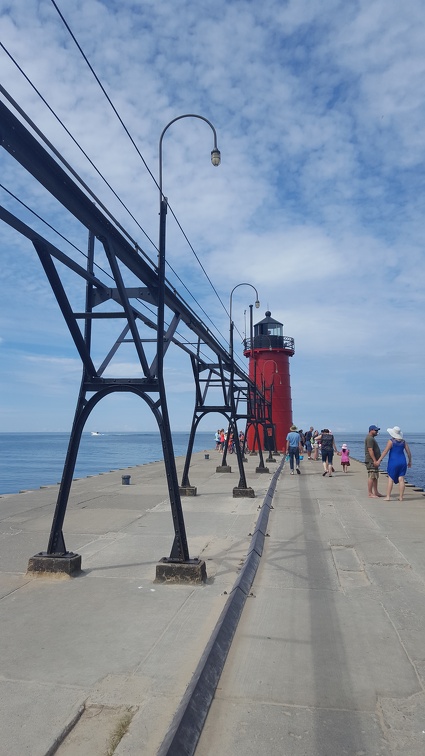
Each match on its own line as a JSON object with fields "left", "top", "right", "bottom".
{"left": 286, "top": 425, "right": 303, "bottom": 475}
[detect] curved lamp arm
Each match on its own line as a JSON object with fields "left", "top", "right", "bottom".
{"left": 159, "top": 114, "right": 221, "bottom": 206}
{"left": 229, "top": 282, "right": 260, "bottom": 325}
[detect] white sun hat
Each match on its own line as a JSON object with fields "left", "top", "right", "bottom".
{"left": 387, "top": 426, "right": 403, "bottom": 439}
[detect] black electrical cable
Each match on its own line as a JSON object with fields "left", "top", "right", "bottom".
{"left": 0, "top": 78, "right": 225, "bottom": 346}
{"left": 0, "top": 51, "right": 157, "bottom": 256}
{"left": 48, "top": 1, "right": 231, "bottom": 323}
{"left": 1, "top": 16, "right": 237, "bottom": 350}
{"left": 49, "top": 0, "right": 159, "bottom": 188}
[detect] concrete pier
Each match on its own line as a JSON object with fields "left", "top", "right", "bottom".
{"left": 1, "top": 451, "right": 424, "bottom": 755}
{"left": 196, "top": 459, "right": 425, "bottom": 756}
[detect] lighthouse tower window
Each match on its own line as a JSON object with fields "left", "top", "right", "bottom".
{"left": 266, "top": 324, "right": 283, "bottom": 337}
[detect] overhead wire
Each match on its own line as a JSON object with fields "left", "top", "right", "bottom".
{"left": 48, "top": 0, "right": 232, "bottom": 326}
{"left": 0, "top": 56, "right": 228, "bottom": 347}
{"left": 0, "top": 72, "right": 225, "bottom": 347}
{"left": 0, "top": 49, "right": 156, "bottom": 256}
{"left": 1, "top": 7, "right": 249, "bottom": 360}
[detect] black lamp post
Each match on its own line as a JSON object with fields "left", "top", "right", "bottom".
{"left": 229, "top": 283, "right": 260, "bottom": 365}
{"left": 157, "top": 115, "right": 220, "bottom": 563}
{"left": 158, "top": 115, "right": 221, "bottom": 383}
{"left": 228, "top": 283, "right": 260, "bottom": 475}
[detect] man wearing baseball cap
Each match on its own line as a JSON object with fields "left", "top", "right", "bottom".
{"left": 365, "top": 425, "right": 383, "bottom": 498}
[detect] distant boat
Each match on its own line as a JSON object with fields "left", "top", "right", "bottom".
{"left": 90, "top": 431, "right": 101, "bottom": 436}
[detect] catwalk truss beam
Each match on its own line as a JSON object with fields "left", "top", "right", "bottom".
{"left": 0, "top": 95, "right": 270, "bottom": 575}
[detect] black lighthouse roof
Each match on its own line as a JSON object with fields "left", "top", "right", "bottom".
{"left": 247, "top": 310, "right": 294, "bottom": 354}
{"left": 255, "top": 310, "right": 283, "bottom": 329}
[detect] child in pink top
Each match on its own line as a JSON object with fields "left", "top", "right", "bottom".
{"left": 339, "top": 444, "right": 350, "bottom": 473}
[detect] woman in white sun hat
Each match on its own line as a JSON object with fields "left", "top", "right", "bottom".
{"left": 378, "top": 426, "right": 412, "bottom": 501}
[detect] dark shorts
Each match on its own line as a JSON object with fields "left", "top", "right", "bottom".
{"left": 305, "top": 441, "right": 312, "bottom": 452}
{"left": 321, "top": 449, "right": 334, "bottom": 463}
{"left": 367, "top": 469, "right": 379, "bottom": 480}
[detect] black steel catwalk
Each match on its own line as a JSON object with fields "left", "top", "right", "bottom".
{"left": 0, "top": 95, "right": 271, "bottom": 569}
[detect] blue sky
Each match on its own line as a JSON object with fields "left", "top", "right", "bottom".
{"left": 0, "top": 0, "right": 424, "bottom": 435}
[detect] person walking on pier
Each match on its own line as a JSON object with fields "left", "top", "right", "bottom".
{"left": 378, "top": 426, "right": 412, "bottom": 501}
{"left": 286, "top": 425, "right": 303, "bottom": 475}
{"left": 316, "top": 429, "right": 338, "bottom": 476}
{"left": 305, "top": 426, "right": 314, "bottom": 459}
{"left": 312, "top": 430, "right": 320, "bottom": 460}
{"left": 365, "top": 424, "right": 383, "bottom": 498}
{"left": 339, "top": 443, "right": 350, "bottom": 473}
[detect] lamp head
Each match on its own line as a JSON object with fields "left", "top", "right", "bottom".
{"left": 255, "top": 299, "right": 260, "bottom": 309}
{"left": 211, "top": 148, "right": 221, "bottom": 167}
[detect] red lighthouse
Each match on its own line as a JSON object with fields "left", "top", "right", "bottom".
{"left": 243, "top": 311, "right": 295, "bottom": 452}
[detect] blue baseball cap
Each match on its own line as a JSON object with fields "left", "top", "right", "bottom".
{"left": 369, "top": 425, "right": 380, "bottom": 431}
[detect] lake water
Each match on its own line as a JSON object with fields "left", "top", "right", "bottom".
{"left": 0, "top": 431, "right": 215, "bottom": 495}
{"left": 0, "top": 431, "right": 423, "bottom": 495}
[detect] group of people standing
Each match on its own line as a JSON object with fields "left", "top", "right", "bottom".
{"left": 285, "top": 422, "right": 413, "bottom": 501}
{"left": 285, "top": 425, "right": 349, "bottom": 477}
{"left": 214, "top": 429, "right": 246, "bottom": 454}
{"left": 286, "top": 426, "right": 322, "bottom": 462}
{"left": 215, "top": 422, "right": 412, "bottom": 502}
